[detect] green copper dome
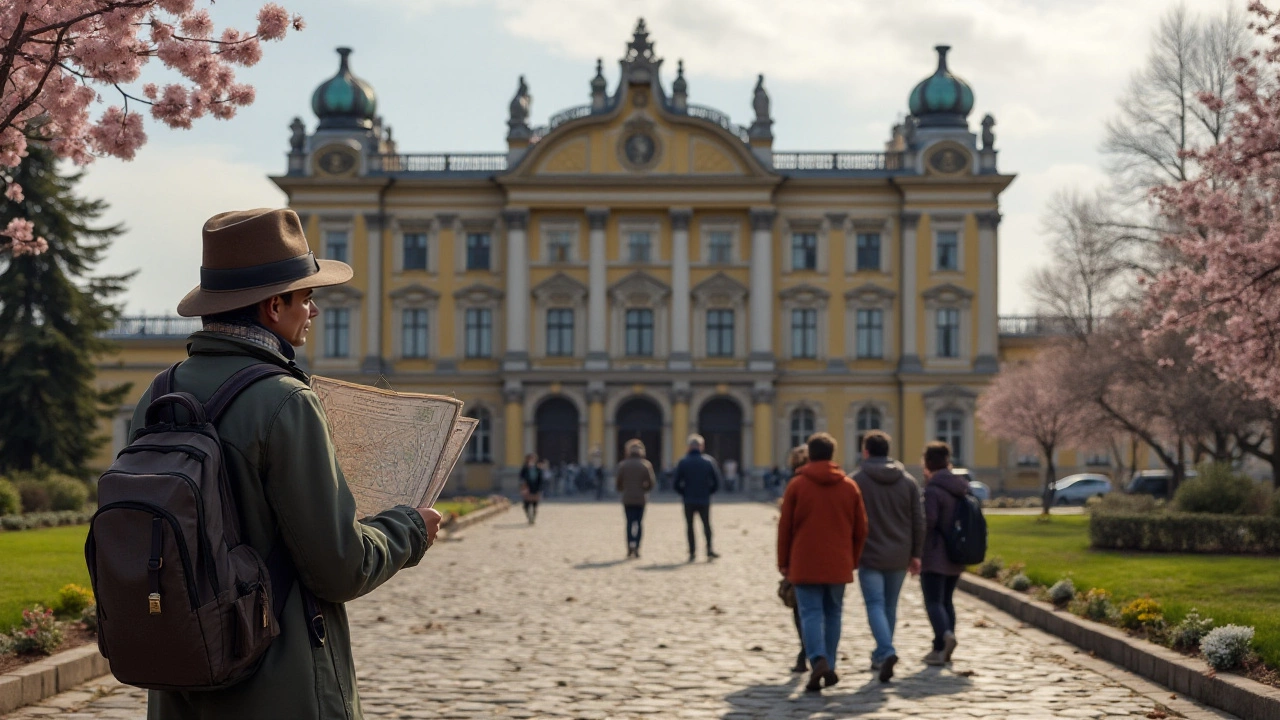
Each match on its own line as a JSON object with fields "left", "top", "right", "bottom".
{"left": 908, "top": 45, "right": 973, "bottom": 128}
{"left": 312, "top": 47, "right": 377, "bottom": 130}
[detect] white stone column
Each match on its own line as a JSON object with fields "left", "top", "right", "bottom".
{"left": 362, "top": 212, "right": 386, "bottom": 374}
{"left": 669, "top": 208, "right": 692, "bottom": 370}
{"left": 975, "top": 211, "right": 1000, "bottom": 373}
{"left": 586, "top": 208, "right": 609, "bottom": 370}
{"left": 748, "top": 209, "right": 776, "bottom": 371}
{"left": 899, "top": 212, "right": 922, "bottom": 373}
{"left": 503, "top": 209, "right": 529, "bottom": 370}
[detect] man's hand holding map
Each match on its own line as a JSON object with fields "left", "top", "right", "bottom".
{"left": 311, "top": 376, "right": 477, "bottom": 518}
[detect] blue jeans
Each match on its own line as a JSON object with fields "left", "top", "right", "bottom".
{"left": 794, "top": 584, "right": 845, "bottom": 669}
{"left": 624, "top": 504, "right": 645, "bottom": 548}
{"left": 857, "top": 568, "right": 907, "bottom": 664}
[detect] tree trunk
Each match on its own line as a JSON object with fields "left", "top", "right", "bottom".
{"left": 1041, "top": 443, "right": 1057, "bottom": 513}
{"left": 1172, "top": 439, "right": 1187, "bottom": 497}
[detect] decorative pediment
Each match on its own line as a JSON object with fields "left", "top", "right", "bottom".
{"left": 388, "top": 283, "right": 440, "bottom": 304}
{"left": 691, "top": 272, "right": 748, "bottom": 305}
{"left": 921, "top": 283, "right": 974, "bottom": 304}
{"left": 313, "top": 284, "right": 364, "bottom": 304}
{"left": 453, "top": 283, "right": 505, "bottom": 305}
{"left": 532, "top": 272, "right": 589, "bottom": 304}
{"left": 608, "top": 271, "right": 670, "bottom": 305}
{"left": 778, "top": 283, "right": 830, "bottom": 304}
{"left": 845, "top": 283, "right": 896, "bottom": 304}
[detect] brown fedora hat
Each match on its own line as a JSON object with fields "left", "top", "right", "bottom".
{"left": 176, "top": 208, "right": 353, "bottom": 317}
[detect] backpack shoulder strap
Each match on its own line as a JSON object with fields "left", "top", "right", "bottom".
{"left": 145, "top": 363, "right": 182, "bottom": 426}
{"left": 203, "top": 364, "right": 292, "bottom": 423}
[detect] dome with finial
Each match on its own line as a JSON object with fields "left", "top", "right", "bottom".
{"left": 907, "top": 45, "right": 973, "bottom": 128}
{"left": 312, "top": 47, "right": 377, "bottom": 130}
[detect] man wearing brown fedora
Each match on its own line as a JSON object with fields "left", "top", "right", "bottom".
{"left": 128, "top": 208, "right": 441, "bottom": 719}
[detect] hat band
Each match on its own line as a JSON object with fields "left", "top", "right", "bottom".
{"left": 200, "top": 252, "right": 320, "bottom": 292}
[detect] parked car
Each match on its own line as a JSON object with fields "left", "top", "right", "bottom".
{"left": 968, "top": 480, "right": 991, "bottom": 502}
{"left": 1050, "top": 473, "right": 1113, "bottom": 505}
{"left": 1124, "top": 469, "right": 1196, "bottom": 500}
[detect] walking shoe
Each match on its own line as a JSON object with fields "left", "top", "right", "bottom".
{"left": 687, "top": 554, "right": 695, "bottom": 563}
{"left": 707, "top": 550, "right": 720, "bottom": 560}
{"left": 870, "top": 660, "right": 881, "bottom": 672}
{"left": 822, "top": 668, "right": 839, "bottom": 688}
{"left": 805, "top": 656, "right": 830, "bottom": 692}
{"left": 922, "top": 649, "right": 946, "bottom": 666}
{"left": 878, "top": 654, "right": 897, "bottom": 682}
{"left": 942, "top": 631, "right": 958, "bottom": 662}
{"left": 791, "top": 658, "right": 808, "bottom": 673}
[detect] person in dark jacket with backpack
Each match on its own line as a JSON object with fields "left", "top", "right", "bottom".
{"left": 673, "top": 434, "right": 722, "bottom": 562}
{"left": 519, "top": 455, "right": 544, "bottom": 524}
{"left": 920, "top": 440, "right": 968, "bottom": 666}
{"left": 126, "top": 209, "right": 441, "bottom": 720}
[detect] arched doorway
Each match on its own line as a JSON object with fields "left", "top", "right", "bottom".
{"left": 697, "top": 397, "right": 742, "bottom": 472}
{"left": 616, "top": 397, "right": 663, "bottom": 472}
{"left": 535, "top": 397, "right": 579, "bottom": 467}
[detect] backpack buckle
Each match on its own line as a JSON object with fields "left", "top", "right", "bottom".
{"left": 148, "top": 592, "right": 162, "bottom": 615}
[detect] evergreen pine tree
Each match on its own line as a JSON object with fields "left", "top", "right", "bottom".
{"left": 0, "top": 144, "right": 134, "bottom": 476}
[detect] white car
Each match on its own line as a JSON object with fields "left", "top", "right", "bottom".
{"left": 1050, "top": 474, "right": 1113, "bottom": 505}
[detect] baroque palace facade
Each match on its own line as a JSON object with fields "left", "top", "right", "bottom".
{"left": 97, "top": 22, "right": 1090, "bottom": 493}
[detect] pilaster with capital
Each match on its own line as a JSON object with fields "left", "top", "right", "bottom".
{"left": 586, "top": 209, "right": 610, "bottom": 369}
{"left": 503, "top": 209, "right": 530, "bottom": 370}
{"left": 898, "top": 211, "right": 922, "bottom": 374}
{"left": 361, "top": 212, "right": 388, "bottom": 374}
{"left": 503, "top": 381, "right": 525, "bottom": 486}
{"left": 751, "top": 382, "right": 775, "bottom": 469}
{"left": 669, "top": 209, "right": 693, "bottom": 369}
{"left": 748, "top": 209, "right": 776, "bottom": 370}
{"left": 974, "top": 211, "right": 1001, "bottom": 373}
{"left": 587, "top": 381, "right": 606, "bottom": 456}
{"left": 671, "top": 381, "right": 692, "bottom": 449}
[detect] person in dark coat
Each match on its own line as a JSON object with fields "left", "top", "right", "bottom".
{"left": 518, "top": 454, "right": 544, "bottom": 524}
{"left": 920, "top": 441, "right": 969, "bottom": 665}
{"left": 615, "top": 439, "right": 656, "bottom": 558}
{"left": 673, "top": 434, "right": 722, "bottom": 562}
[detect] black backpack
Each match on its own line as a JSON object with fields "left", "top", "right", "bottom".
{"left": 942, "top": 491, "right": 988, "bottom": 566}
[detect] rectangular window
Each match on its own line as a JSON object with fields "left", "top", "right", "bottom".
{"left": 465, "top": 308, "right": 492, "bottom": 358}
{"left": 465, "top": 232, "right": 491, "bottom": 271}
{"left": 401, "top": 309, "right": 429, "bottom": 358}
{"left": 708, "top": 231, "right": 733, "bottom": 264}
{"left": 547, "top": 230, "right": 572, "bottom": 263}
{"left": 791, "top": 232, "right": 818, "bottom": 271}
{"left": 791, "top": 308, "right": 818, "bottom": 358}
{"left": 625, "top": 308, "right": 654, "bottom": 356}
{"left": 937, "top": 308, "right": 961, "bottom": 358}
{"left": 627, "top": 231, "right": 652, "bottom": 264}
{"left": 856, "top": 232, "right": 881, "bottom": 271}
{"left": 856, "top": 308, "right": 884, "bottom": 359}
{"left": 546, "top": 308, "right": 574, "bottom": 356}
{"left": 706, "top": 309, "right": 734, "bottom": 357}
{"left": 936, "top": 411, "right": 964, "bottom": 465}
{"left": 324, "top": 230, "right": 348, "bottom": 264}
{"left": 324, "top": 308, "right": 349, "bottom": 358}
{"left": 402, "top": 232, "right": 428, "bottom": 271}
{"left": 936, "top": 230, "right": 959, "bottom": 271}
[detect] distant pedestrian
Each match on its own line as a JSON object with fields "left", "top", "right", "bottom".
{"left": 519, "top": 454, "right": 544, "bottom": 524}
{"left": 616, "top": 439, "right": 656, "bottom": 558}
{"left": 724, "top": 459, "right": 739, "bottom": 493}
{"left": 851, "top": 430, "right": 923, "bottom": 682}
{"left": 674, "top": 434, "right": 722, "bottom": 562}
{"left": 777, "top": 432, "right": 869, "bottom": 693}
{"left": 920, "top": 441, "right": 967, "bottom": 665}
{"left": 784, "top": 445, "right": 810, "bottom": 674}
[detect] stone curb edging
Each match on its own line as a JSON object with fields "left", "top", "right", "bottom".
{"left": 441, "top": 497, "right": 511, "bottom": 534}
{"left": 959, "top": 573, "right": 1280, "bottom": 720}
{"left": 0, "top": 643, "right": 109, "bottom": 715}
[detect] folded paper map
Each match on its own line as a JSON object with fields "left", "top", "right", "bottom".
{"left": 311, "top": 376, "right": 472, "bottom": 517}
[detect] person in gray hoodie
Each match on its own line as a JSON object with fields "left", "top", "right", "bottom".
{"left": 851, "top": 430, "right": 924, "bottom": 682}
{"left": 920, "top": 440, "right": 970, "bottom": 666}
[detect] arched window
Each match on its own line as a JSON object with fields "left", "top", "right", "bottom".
{"left": 935, "top": 409, "right": 964, "bottom": 465}
{"left": 466, "top": 408, "right": 492, "bottom": 463}
{"left": 856, "top": 406, "right": 882, "bottom": 454}
{"left": 790, "top": 407, "right": 816, "bottom": 451}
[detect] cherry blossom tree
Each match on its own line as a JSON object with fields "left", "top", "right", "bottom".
{"left": 0, "top": 0, "right": 302, "bottom": 256}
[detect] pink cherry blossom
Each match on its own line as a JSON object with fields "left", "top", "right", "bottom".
{"left": 4, "top": 182, "right": 22, "bottom": 202}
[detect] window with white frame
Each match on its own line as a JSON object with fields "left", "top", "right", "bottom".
{"left": 465, "top": 232, "right": 491, "bottom": 270}
{"left": 401, "top": 308, "right": 428, "bottom": 358}
{"left": 936, "top": 410, "right": 964, "bottom": 465}
{"left": 324, "top": 308, "right": 350, "bottom": 358}
{"left": 936, "top": 308, "right": 961, "bottom": 358}
{"left": 856, "top": 308, "right": 884, "bottom": 359}
{"left": 464, "top": 308, "right": 492, "bottom": 358}
{"left": 547, "top": 230, "right": 572, "bottom": 263}
{"left": 627, "top": 231, "right": 652, "bottom": 263}
{"left": 1016, "top": 453, "right": 1040, "bottom": 466}
{"left": 706, "top": 309, "right": 734, "bottom": 357}
{"left": 935, "top": 230, "right": 959, "bottom": 271}
{"left": 324, "top": 230, "right": 349, "bottom": 264}
{"left": 546, "top": 308, "right": 574, "bottom": 356}
{"left": 708, "top": 231, "right": 733, "bottom": 264}
{"left": 402, "top": 232, "right": 427, "bottom": 271}
{"left": 466, "top": 408, "right": 492, "bottom": 463}
{"left": 1084, "top": 451, "right": 1111, "bottom": 466}
{"left": 625, "top": 309, "right": 654, "bottom": 356}
{"left": 856, "top": 232, "right": 881, "bottom": 271}
{"left": 790, "top": 407, "right": 816, "bottom": 450}
{"left": 791, "top": 232, "right": 818, "bottom": 271}
{"left": 856, "top": 407, "right": 882, "bottom": 453}
{"left": 791, "top": 308, "right": 818, "bottom": 358}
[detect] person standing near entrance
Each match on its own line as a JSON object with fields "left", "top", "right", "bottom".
{"left": 921, "top": 441, "right": 967, "bottom": 665}
{"left": 615, "top": 439, "right": 655, "bottom": 558}
{"left": 777, "top": 432, "right": 869, "bottom": 693}
{"left": 519, "top": 454, "right": 544, "bottom": 524}
{"left": 674, "top": 434, "right": 721, "bottom": 562}
{"left": 851, "top": 430, "right": 923, "bottom": 682}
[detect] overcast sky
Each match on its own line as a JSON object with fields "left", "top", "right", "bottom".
{"left": 78, "top": 0, "right": 1241, "bottom": 315}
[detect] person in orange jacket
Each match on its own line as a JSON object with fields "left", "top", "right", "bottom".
{"left": 777, "top": 432, "right": 869, "bottom": 693}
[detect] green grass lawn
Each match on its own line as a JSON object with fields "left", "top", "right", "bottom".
{"left": 984, "top": 515, "right": 1280, "bottom": 668}
{"left": 0, "top": 524, "right": 90, "bottom": 632}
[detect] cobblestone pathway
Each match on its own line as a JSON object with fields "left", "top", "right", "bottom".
{"left": 5, "top": 501, "right": 1232, "bottom": 719}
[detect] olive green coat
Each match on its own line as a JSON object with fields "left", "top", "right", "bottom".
{"left": 128, "top": 332, "right": 430, "bottom": 720}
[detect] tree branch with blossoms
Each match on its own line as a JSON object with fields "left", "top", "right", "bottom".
{"left": 0, "top": 0, "right": 302, "bottom": 256}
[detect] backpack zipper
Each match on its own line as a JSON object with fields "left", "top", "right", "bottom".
{"left": 91, "top": 501, "right": 200, "bottom": 610}
{"left": 106, "top": 470, "right": 221, "bottom": 596}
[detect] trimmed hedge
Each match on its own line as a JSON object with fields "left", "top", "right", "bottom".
{"left": 0, "top": 510, "right": 93, "bottom": 532}
{"left": 1090, "top": 511, "right": 1280, "bottom": 554}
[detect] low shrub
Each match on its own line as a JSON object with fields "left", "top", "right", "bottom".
{"left": 0, "top": 479, "right": 19, "bottom": 515}
{"left": 7, "top": 605, "right": 63, "bottom": 655}
{"left": 1200, "top": 625, "right": 1255, "bottom": 671}
{"left": 996, "top": 561, "right": 1025, "bottom": 584}
{"left": 1089, "top": 512, "right": 1280, "bottom": 553}
{"left": 1119, "top": 597, "right": 1165, "bottom": 633}
{"left": 1090, "top": 492, "right": 1158, "bottom": 515}
{"left": 1069, "top": 588, "right": 1117, "bottom": 622}
{"left": 80, "top": 603, "right": 98, "bottom": 633}
{"left": 1272, "top": 491, "right": 1280, "bottom": 519}
{"left": 977, "top": 556, "right": 1004, "bottom": 579}
{"left": 1048, "top": 578, "right": 1076, "bottom": 606}
{"left": 55, "top": 583, "right": 95, "bottom": 617}
{"left": 0, "top": 509, "right": 93, "bottom": 532}
{"left": 1006, "top": 573, "right": 1032, "bottom": 592}
{"left": 16, "top": 480, "right": 51, "bottom": 513}
{"left": 1175, "top": 463, "right": 1257, "bottom": 515}
{"left": 46, "top": 475, "right": 89, "bottom": 512}
{"left": 1169, "top": 609, "right": 1215, "bottom": 651}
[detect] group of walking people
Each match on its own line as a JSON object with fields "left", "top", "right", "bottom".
{"left": 778, "top": 430, "right": 968, "bottom": 691}
{"left": 614, "top": 433, "right": 721, "bottom": 561}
